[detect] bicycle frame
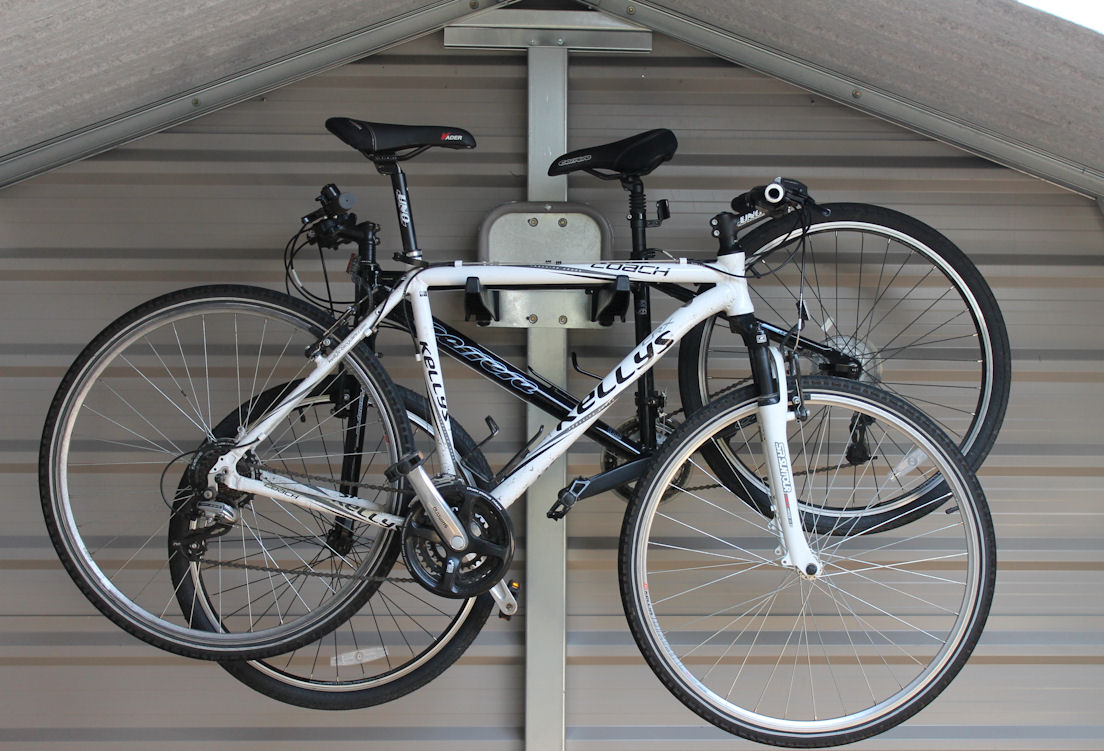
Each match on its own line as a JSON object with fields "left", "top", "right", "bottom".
{"left": 209, "top": 250, "right": 821, "bottom": 579}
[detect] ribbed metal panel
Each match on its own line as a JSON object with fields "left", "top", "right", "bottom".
{"left": 2, "top": 29, "right": 1101, "bottom": 750}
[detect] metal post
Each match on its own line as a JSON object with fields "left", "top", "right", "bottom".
{"left": 444, "top": 13, "right": 650, "bottom": 750}
{"left": 524, "top": 44, "right": 569, "bottom": 751}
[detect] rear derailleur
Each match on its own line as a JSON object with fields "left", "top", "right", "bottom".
{"left": 172, "top": 438, "right": 255, "bottom": 561}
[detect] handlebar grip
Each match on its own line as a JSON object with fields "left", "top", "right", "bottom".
{"left": 762, "top": 182, "right": 787, "bottom": 204}
{"left": 302, "top": 184, "right": 356, "bottom": 225}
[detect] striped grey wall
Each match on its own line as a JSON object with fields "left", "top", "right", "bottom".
{"left": 1, "top": 30, "right": 1101, "bottom": 749}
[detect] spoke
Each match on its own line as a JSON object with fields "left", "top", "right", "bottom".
{"left": 649, "top": 559, "right": 777, "bottom": 607}
{"left": 171, "top": 322, "right": 212, "bottom": 438}
{"left": 647, "top": 539, "right": 764, "bottom": 565}
{"left": 202, "top": 315, "right": 213, "bottom": 433}
{"left": 653, "top": 509, "right": 775, "bottom": 567}
{"left": 671, "top": 572, "right": 797, "bottom": 657}
{"left": 119, "top": 354, "right": 213, "bottom": 440}
{"left": 868, "top": 291, "right": 970, "bottom": 358}
{"left": 821, "top": 554, "right": 968, "bottom": 610}
{"left": 819, "top": 575, "right": 946, "bottom": 648}
{"left": 755, "top": 578, "right": 817, "bottom": 715}
{"left": 76, "top": 403, "right": 181, "bottom": 457}
{"left": 816, "top": 493, "right": 953, "bottom": 557}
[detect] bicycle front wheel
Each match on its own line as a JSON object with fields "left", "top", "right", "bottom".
{"left": 219, "top": 386, "right": 496, "bottom": 709}
{"left": 40, "top": 285, "right": 413, "bottom": 660}
{"left": 678, "top": 203, "right": 1010, "bottom": 470}
{"left": 620, "top": 377, "right": 995, "bottom": 747}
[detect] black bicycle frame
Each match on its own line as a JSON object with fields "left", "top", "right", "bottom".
{"left": 337, "top": 171, "right": 859, "bottom": 484}
{"left": 381, "top": 304, "right": 645, "bottom": 462}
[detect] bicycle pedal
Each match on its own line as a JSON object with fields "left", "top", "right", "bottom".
{"left": 547, "top": 477, "right": 589, "bottom": 520}
{"left": 497, "top": 580, "right": 521, "bottom": 620}
{"left": 384, "top": 451, "right": 427, "bottom": 483}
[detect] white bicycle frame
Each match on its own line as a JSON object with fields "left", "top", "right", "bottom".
{"left": 209, "top": 250, "right": 821, "bottom": 601}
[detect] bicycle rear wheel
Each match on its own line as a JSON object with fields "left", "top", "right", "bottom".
{"left": 218, "top": 385, "right": 496, "bottom": 709}
{"left": 678, "top": 203, "right": 1010, "bottom": 469}
{"left": 40, "top": 285, "right": 413, "bottom": 660}
{"left": 621, "top": 377, "right": 996, "bottom": 747}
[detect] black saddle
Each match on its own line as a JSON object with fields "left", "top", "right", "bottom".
{"left": 326, "top": 117, "right": 476, "bottom": 158}
{"left": 548, "top": 129, "right": 677, "bottom": 178}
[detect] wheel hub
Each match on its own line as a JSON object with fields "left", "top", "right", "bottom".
{"left": 186, "top": 439, "right": 252, "bottom": 506}
{"left": 823, "top": 334, "right": 882, "bottom": 383}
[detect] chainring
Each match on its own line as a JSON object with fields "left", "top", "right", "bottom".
{"left": 401, "top": 484, "right": 514, "bottom": 599}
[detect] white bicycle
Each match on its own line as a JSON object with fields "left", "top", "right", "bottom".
{"left": 40, "top": 121, "right": 995, "bottom": 747}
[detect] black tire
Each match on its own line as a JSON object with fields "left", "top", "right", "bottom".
{"left": 678, "top": 203, "right": 1010, "bottom": 470}
{"left": 620, "top": 377, "right": 996, "bottom": 747}
{"left": 40, "top": 285, "right": 414, "bottom": 660}
{"left": 218, "top": 385, "right": 496, "bottom": 709}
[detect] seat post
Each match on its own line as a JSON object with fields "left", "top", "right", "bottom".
{"left": 623, "top": 176, "right": 660, "bottom": 450}
{"left": 375, "top": 159, "right": 422, "bottom": 262}
{"left": 624, "top": 176, "right": 648, "bottom": 261}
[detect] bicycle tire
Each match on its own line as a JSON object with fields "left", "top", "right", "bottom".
{"left": 217, "top": 385, "right": 496, "bottom": 709}
{"left": 620, "top": 376, "right": 996, "bottom": 747}
{"left": 40, "top": 285, "right": 414, "bottom": 660}
{"left": 678, "top": 203, "right": 1010, "bottom": 470}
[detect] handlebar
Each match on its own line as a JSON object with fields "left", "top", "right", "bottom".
{"left": 730, "top": 177, "right": 813, "bottom": 218}
{"left": 301, "top": 183, "right": 356, "bottom": 225}
{"left": 713, "top": 178, "right": 818, "bottom": 256}
{"left": 299, "top": 184, "right": 372, "bottom": 251}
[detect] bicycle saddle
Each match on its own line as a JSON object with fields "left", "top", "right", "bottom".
{"left": 326, "top": 117, "right": 477, "bottom": 157}
{"left": 548, "top": 129, "right": 677, "bottom": 178}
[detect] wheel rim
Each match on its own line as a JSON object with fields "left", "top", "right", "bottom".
{"left": 628, "top": 387, "right": 990, "bottom": 738}
{"left": 47, "top": 295, "right": 405, "bottom": 655}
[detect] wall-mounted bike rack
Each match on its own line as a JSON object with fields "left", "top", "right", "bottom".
{"left": 447, "top": 11, "right": 651, "bottom": 751}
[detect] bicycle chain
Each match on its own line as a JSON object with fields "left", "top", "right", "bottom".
{"left": 193, "top": 554, "right": 415, "bottom": 584}
{"left": 681, "top": 462, "right": 856, "bottom": 493}
{"left": 238, "top": 457, "right": 401, "bottom": 497}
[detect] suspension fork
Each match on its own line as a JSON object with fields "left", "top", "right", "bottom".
{"left": 731, "top": 314, "right": 820, "bottom": 577}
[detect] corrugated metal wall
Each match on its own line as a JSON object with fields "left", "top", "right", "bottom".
{"left": 1, "top": 30, "right": 1101, "bottom": 750}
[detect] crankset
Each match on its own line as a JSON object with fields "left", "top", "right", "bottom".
{"left": 401, "top": 483, "right": 514, "bottom": 599}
